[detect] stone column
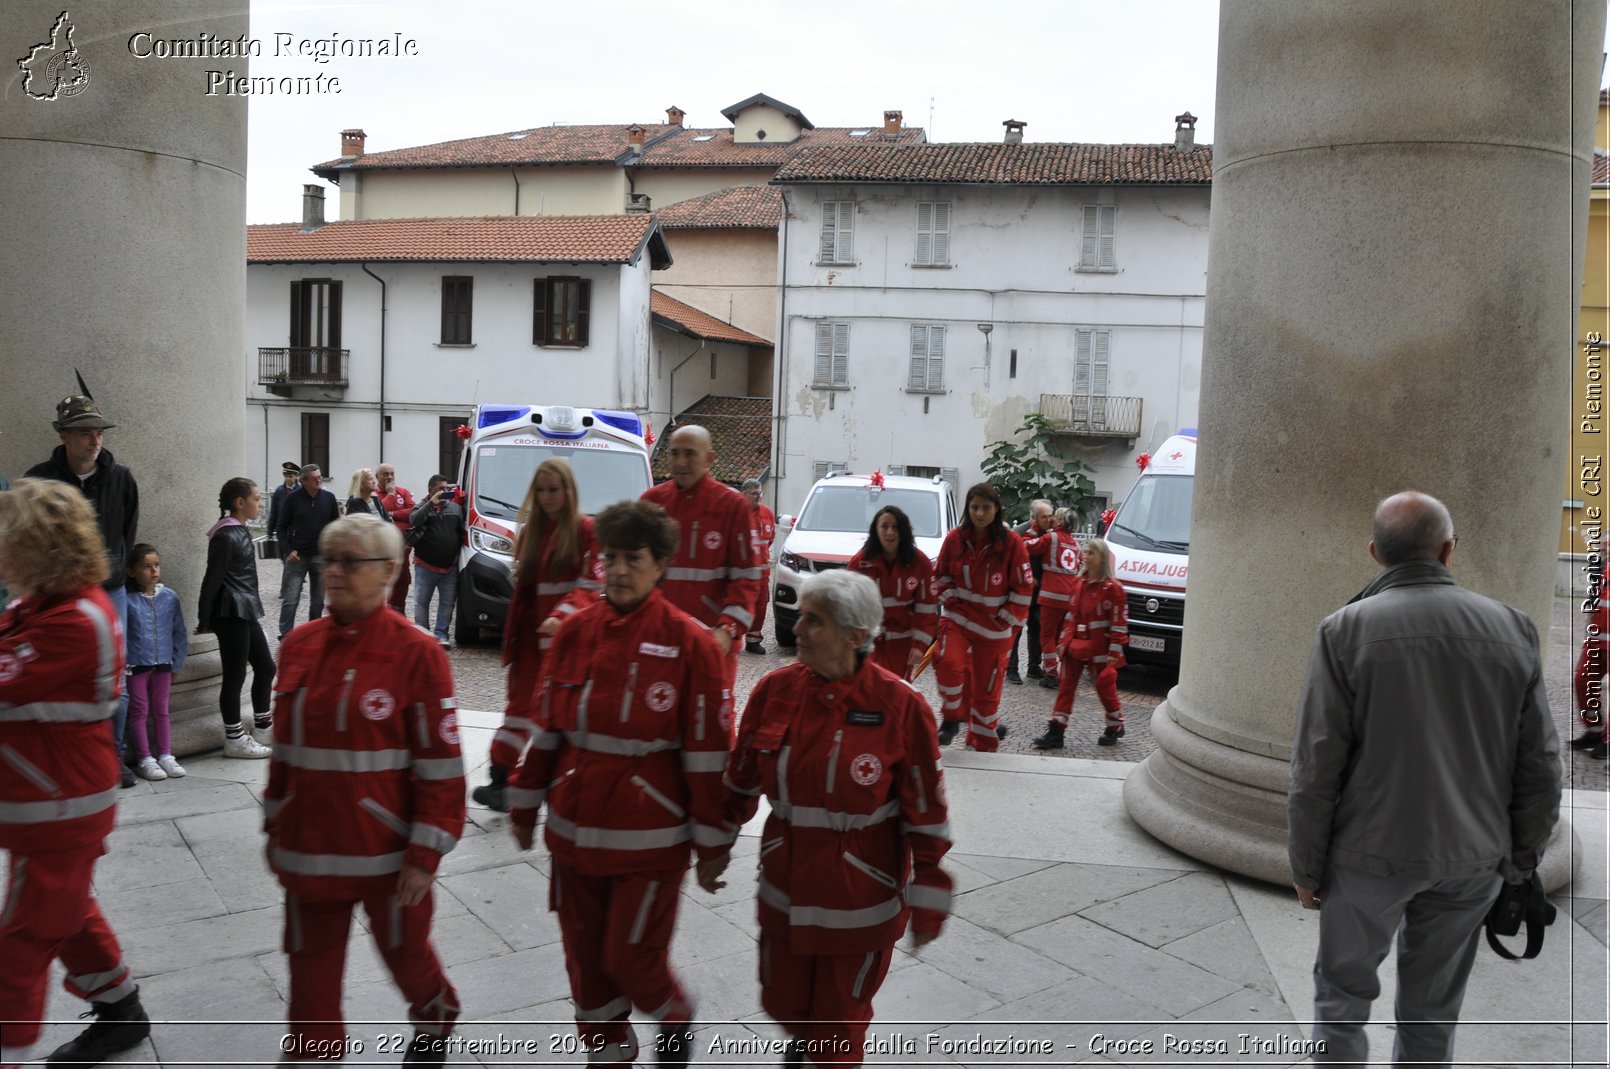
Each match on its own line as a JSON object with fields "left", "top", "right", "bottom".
{"left": 1123, "top": 0, "right": 1603, "bottom": 891}
{"left": 1, "top": 2, "right": 249, "bottom": 753}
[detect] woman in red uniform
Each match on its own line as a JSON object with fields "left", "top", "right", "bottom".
{"left": 931, "top": 483, "right": 1033, "bottom": 751}
{"left": 507, "top": 500, "right": 731, "bottom": 1067}
{"left": 1032, "top": 538, "right": 1130, "bottom": 750}
{"left": 264, "top": 514, "right": 466, "bottom": 1065}
{"left": 715, "top": 568, "right": 952, "bottom": 1067}
{"left": 846, "top": 505, "right": 936, "bottom": 680}
{"left": 473, "top": 458, "right": 600, "bottom": 811}
{"left": 1022, "top": 507, "right": 1083, "bottom": 688}
{"left": 0, "top": 480, "right": 154, "bottom": 1069}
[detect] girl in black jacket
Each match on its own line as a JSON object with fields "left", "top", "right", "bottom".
{"left": 197, "top": 477, "right": 275, "bottom": 759}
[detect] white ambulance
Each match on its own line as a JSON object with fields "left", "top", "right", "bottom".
{"left": 1104, "top": 429, "right": 1195, "bottom": 667}
{"left": 453, "top": 404, "right": 652, "bottom": 644}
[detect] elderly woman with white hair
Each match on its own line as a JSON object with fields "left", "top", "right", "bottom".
{"left": 715, "top": 568, "right": 953, "bottom": 1067}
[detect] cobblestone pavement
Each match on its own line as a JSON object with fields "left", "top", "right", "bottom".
{"left": 256, "top": 557, "right": 1610, "bottom": 790}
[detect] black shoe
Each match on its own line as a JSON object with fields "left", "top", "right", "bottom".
{"left": 1570, "top": 731, "right": 1605, "bottom": 751}
{"left": 1592, "top": 740, "right": 1608, "bottom": 760}
{"left": 47, "top": 986, "right": 150, "bottom": 1065}
{"left": 937, "top": 720, "right": 959, "bottom": 747}
{"left": 1097, "top": 727, "right": 1125, "bottom": 747}
{"left": 1032, "top": 722, "right": 1065, "bottom": 750}
{"left": 471, "top": 782, "right": 507, "bottom": 812}
{"left": 996, "top": 725, "right": 1010, "bottom": 740}
{"left": 658, "top": 1024, "right": 695, "bottom": 1067}
{"left": 1006, "top": 670, "right": 1024, "bottom": 686}
{"left": 1026, "top": 666, "right": 1044, "bottom": 679}
{"left": 119, "top": 765, "right": 137, "bottom": 789}
{"left": 403, "top": 1032, "right": 448, "bottom": 1065}
{"left": 1038, "top": 674, "right": 1059, "bottom": 690}
{"left": 745, "top": 640, "right": 766, "bottom": 655}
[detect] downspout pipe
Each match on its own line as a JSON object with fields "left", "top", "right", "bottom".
{"left": 773, "top": 189, "right": 791, "bottom": 513}
{"left": 509, "top": 168, "right": 521, "bottom": 214}
{"left": 668, "top": 337, "right": 708, "bottom": 425}
{"left": 361, "top": 263, "right": 387, "bottom": 461}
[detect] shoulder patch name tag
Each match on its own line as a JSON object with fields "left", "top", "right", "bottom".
{"left": 846, "top": 709, "right": 884, "bottom": 726}
{"left": 639, "top": 642, "right": 680, "bottom": 658}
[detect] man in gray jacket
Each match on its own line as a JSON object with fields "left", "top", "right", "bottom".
{"left": 1289, "top": 490, "right": 1560, "bottom": 1067}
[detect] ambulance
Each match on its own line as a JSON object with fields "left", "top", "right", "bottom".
{"left": 453, "top": 404, "right": 653, "bottom": 644}
{"left": 1104, "top": 429, "right": 1195, "bottom": 667}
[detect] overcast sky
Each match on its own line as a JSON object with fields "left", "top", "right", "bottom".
{"left": 243, "top": 0, "right": 1223, "bottom": 223}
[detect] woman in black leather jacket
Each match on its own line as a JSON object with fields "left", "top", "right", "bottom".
{"left": 196, "top": 477, "right": 275, "bottom": 759}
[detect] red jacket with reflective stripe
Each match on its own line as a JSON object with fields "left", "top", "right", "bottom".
{"left": 1058, "top": 576, "right": 1130, "bottom": 667}
{"left": 263, "top": 607, "right": 466, "bottom": 900}
{"left": 753, "top": 503, "right": 776, "bottom": 567}
{"left": 846, "top": 549, "right": 937, "bottom": 647}
{"left": 931, "top": 528, "right": 1034, "bottom": 641}
{"left": 0, "top": 587, "right": 123, "bottom": 854}
{"left": 501, "top": 518, "right": 601, "bottom": 706}
{"left": 507, "top": 589, "right": 733, "bottom": 876}
{"left": 1024, "top": 530, "right": 1083, "bottom": 603}
{"left": 641, "top": 476, "right": 763, "bottom": 635}
{"left": 724, "top": 659, "right": 953, "bottom": 954}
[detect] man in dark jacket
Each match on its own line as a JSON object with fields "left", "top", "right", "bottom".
{"left": 264, "top": 461, "right": 302, "bottom": 553}
{"left": 409, "top": 475, "right": 465, "bottom": 647}
{"left": 26, "top": 391, "right": 141, "bottom": 787}
{"left": 275, "top": 464, "right": 340, "bottom": 638}
{"left": 1005, "top": 499, "right": 1052, "bottom": 684}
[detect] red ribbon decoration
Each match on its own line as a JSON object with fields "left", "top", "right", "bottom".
{"left": 1101, "top": 507, "right": 1116, "bottom": 531}
{"left": 869, "top": 470, "right": 885, "bottom": 488}
{"left": 644, "top": 420, "right": 655, "bottom": 447}
{"left": 1135, "top": 452, "right": 1152, "bottom": 472}
{"left": 453, "top": 423, "right": 472, "bottom": 441}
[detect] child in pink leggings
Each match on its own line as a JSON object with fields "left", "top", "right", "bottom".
{"left": 124, "top": 544, "right": 189, "bottom": 780}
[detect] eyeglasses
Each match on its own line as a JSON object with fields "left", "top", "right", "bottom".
{"left": 314, "top": 556, "right": 393, "bottom": 572}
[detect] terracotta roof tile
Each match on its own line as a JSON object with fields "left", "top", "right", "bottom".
{"left": 638, "top": 126, "right": 925, "bottom": 169}
{"left": 772, "top": 142, "right": 1214, "bottom": 185}
{"left": 1596, "top": 150, "right": 1610, "bottom": 187}
{"left": 657, "top": 186, "right": 783, "bottom": 230}
{"left": 651, "top": 291, "right": 771, "bottom": 346}
{"left": 246, "top": 214, "right": 670, "bottom": 265}
{"left": 651, "top": 396, "right": 773, "bottom": 485}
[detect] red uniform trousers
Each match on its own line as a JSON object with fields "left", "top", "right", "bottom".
{"left": 388, "top": 548, "right": 412, "bottom": 613}
{"left": 282, "top": 890, "right": 459, "bottom": 1059}
{"left": 748, "top": 570, "right": 771, "bottom": 643}
{"left": 869, "top": 635, "right": 920, "bottom": 680}
{"left": 489, "top": 636, "right": 551, "bottom": 772}
{"left": 759, "top": 929, "right": 894, "bottom": 1068}
{"left": 1574, "top": 638, "right": 1607, "bottom": 738}
{"left": 0, "top": 845, "right": 132, "bottom": 1053}
{"left": 1050, "top": 656, "right": 1122, "bottom": 729}
{"left": 933, "top": 619, "right": 1011, "bottom": 753}
{"left": 551, "top": 861, "right": 694, "bottom": 1066}
{"left": 1037, "top": 602, "right": 1070, "bottom": 678}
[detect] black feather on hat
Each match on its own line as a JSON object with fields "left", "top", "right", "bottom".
{"left": 53, "top": 370, "right": 115, "bottom": 432}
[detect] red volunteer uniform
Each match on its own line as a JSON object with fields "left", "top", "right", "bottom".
{"left": 641, "top": 475, "right": 763, "bottom": 695}
{"left": 749, "top": 502, "right": 777, "bottom": 644}
{"left": 1050, "top": 576, "right": 1130, "bottom": 729}
{"left": 1024, "top": 530, "right": 1083, "bottom": 677}
{"left": 507, "top": 589, "right": 732, "bottom": 1065}
{"left": 931, "top": 528, "right": 1033, "bottom": 751}
{"left": 846, "top": 548, "right": 937, "bottom": 680}
{"left": 263, "top": 608, "right": 467, "bottom": 1055}
{"left": 724, "top": 659, "right": 953, "bottom": 1066}
{"left": 0, "top": 588, "right": 131, "bottom": 1060}
{"left": 378, "top": 484, "right": 417, "bottom": 612}
{"left": 492, "top": 517, "right": 601, "bottom": 771}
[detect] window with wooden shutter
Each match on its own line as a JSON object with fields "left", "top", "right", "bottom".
{"left": 441, "top": 276, "right": 473, "bottom": 344}
{"left": 299, "top": 412, "right": 330, "bottom": 479}
{"left": 438, "top": 415, "right": 471, "bottom": 481}
{"left": 533, "top": 277, "right": 591, "bottom": 347}
{"left": 907, "top": 325, "right": 945, "bottom": 391}
{"left": 819, "top": 201, "right": 854, "bottom": 263}
{"left": 1073, "top": 329, "right": 1112, "bottom": 424}
{"left": 290, "top": 280, "right": 343, "bottom": 379}
{"left": 1079, "top": 205, "right": 1117, "bottom": 270}
{"left": 915, "top": 201, "right": 951, "bottom": 265}
{"left": 813, "top": 322, "right": 849, "bottom": 387}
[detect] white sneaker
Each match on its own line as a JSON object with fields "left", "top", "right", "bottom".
{"left": 223, "top": 733, "right": 273, "bottom": 759}
{"left": 156, "top": 754, "right": 187, "bottom": 778}
{"left": 134, "top": 755, "right": 167, "bottom": 781}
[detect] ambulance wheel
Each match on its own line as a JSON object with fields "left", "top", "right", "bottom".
{"left": 454, "top": 604, "right": 483, "bottom": 647}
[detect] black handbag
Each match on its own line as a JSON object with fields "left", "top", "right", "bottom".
{"left": 1484, "top": 873, "right": 1557, "bottom": 960}
{"left": 405, "top": 522, "right": 427, "bottom": 548}
{"left": 258, "top": 534, "right": 280, "bottom": 560}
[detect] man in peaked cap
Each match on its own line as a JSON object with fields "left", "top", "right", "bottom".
{"left": 265, "top": 461, "right": 302, "bottom": 553}
{"left": 25, "top": 380, "right": 141, "bottom": 789}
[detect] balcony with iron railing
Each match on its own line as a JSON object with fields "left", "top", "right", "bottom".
{"left": 1039, "top": 393, "right": 1143, "bottom": 440}
{"left": 258, "top": 347, "right": 349, "bottom": 395}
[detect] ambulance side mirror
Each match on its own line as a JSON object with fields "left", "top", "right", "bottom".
{"left": 779, "top": 515, "right": 795, "bottom": 529}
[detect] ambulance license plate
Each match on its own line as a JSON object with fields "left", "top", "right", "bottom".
{"left": 1129, "top": 634, "right": 1166, "bottom": 653}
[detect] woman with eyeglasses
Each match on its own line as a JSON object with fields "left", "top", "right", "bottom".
{"left": 263, "top": 514, "right": 466, "bottom": 1065}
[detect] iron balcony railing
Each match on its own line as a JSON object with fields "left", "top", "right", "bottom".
{"left": 258, "top": 347, "right": 349, "bottom": 388}
{"left": 1039, "top": 393, "right": 1143, "bottom": 438}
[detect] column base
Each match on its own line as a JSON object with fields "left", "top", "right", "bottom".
{"left": 1124, "top": 699, "right": 1579, "bottom": 893}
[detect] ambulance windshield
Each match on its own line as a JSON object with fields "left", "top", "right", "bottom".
{"left": 1107, "top": 474, "right": 1192, "bottom": 555}
{"left": 798, "top": 486, "right": 943, "bottom": 538}
{"left": 471, "top": 444, "right": 650, "bottom": 520}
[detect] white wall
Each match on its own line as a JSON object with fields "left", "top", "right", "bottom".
{"left": 648, "top": 326, "right": 756, "bottom": 430}
{"left": 770, "top": 182, "right": 1209, "bottom": 517}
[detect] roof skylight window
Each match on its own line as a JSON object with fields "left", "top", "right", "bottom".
{"left": 693, "top": 135, "right": 714, "bottom": 142}
{"left": 849, "top": 129, "right": 871, "bottom": 137}
{"left": 507, "top": 133, "right": 528, "bottom": 140}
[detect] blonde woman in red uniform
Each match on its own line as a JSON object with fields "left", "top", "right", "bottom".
{"left": 1032, "top": 538, "right": 1130, "bottom": 750}
{"left": 931, "top": 483, "right": 1033, "bottom": 751}
{"left": 473, "top": 458, "right": 600, "bottom": 811}
{"left": 1022, "top": 507, "right": 1083, "bottom": 689}
{"left": 846, "top": 505, "right": 936, "bottom": 680}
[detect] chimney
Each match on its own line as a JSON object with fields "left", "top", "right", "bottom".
{"left": 883, "top": 110, "right": 903, "bottom": 136}
{"left": 666, "top": 105, "right": 685, "bottom": 127}
{"left": 340, "top": 128, "right": 366, "bottom": 159}
{"left": 627, "top": 123, "right": 646, "bottom": 155}
{"left": 1174, "top": 111, "right": 1197, "bottom": 151}
{"left": 301, "top": 184, "right": 326, "bottom": 231}
{"left": 1003, "top": 118, "right": 1026, "bottom": 145}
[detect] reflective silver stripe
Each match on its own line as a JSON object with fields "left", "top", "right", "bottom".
{"left": 1, "top": 857, "right": 26, "bottom": 927}
{"left": 727, "top": 566, "right": 765, "bottom": 581}
{"left": 758, "top": 876, "right": 790, "bottom": 913}
{"left": 410, "top": 823, "right": 459, "bottom": 854}
{"left": 576, "top": 995, "right": 632, "bottom": 1022}
{"left": 721, "top": 774, "right": 762, "bottom": 797}
{"left": 274, "top": 744, "right": 411, "bottom": 773}
{"left": 492, "top": 729, "right": 529, "bottom": 750}
{"left": 883, "top": 628, "right": 917, "bottom": 641}
{"left": 905, "top": 882, "right": 953, "bottom": 913}
{"left": 950, "top": 588, "right": 1008, "bottom": 608}
{"left": 270, "top": 846, "right": 405, "bottom": 876}
{"left": 0, "top": 787, "right": 118, "bottom": 824}
{"left": 619, "top": 662, "right": 639, "bottom": 723}
{"left": 909, "top": 766, "right": 928, "bottom": 815}
{"left": 851, "top": 951, "right": 875, "bottom": 999}
{"left": 825, "top": 730, "right": 842, "bottom": 793}
{"left": 692, "top": 821, "right": 733, "bottom": 847}
{"left": 881, "top": 597, "right": 906, "bottom": 608}
{"left": 499, "top": 716, "right": 538, "bottom": 734}
{"left": 694, "top": 694, "right": 706, "bottom": 742}
{"left": 911, "top": 627, "right": 933, "bottom": 644}
{"left": 759, "top": 877, "right": 905, "bottom": 929}
{"left": 759, "top": 836, "right": 784, "bottom": 859}
{"left": 1088, "top": 620, "right": 1109, "bottom": 630}
{"left": 949, "top": 615, "right": 1014, "bottom": 641}
{"left": 335, "top": 668, "right": 357, "bottom": 732}
{"left": 76, "top": 597, "right": 118, "bottom": 703}
{"left": 0, "top": 700, "right": 116, "bottom": 724}
{"left": 842, "top": 851, "right": 899, "bottom": 889}
{"left": 777, "top": 799, "right": 900, "bottom": 832}
{"left": 1008, "top": 592, "right": 1032, "bottom": 606}
{"left": 68, "top": 964, "right": 129, "bottom": 996}
{"left": 530, "top": 727, "right": 562, "bottom": 751}
{"left": 665, "top": 566, "right": 728, "bottom": 582}
{"left": 505, "top": 786, "right": 546, "bottom": 810}
{"left": 414, "top": 756, "right": 464, "bottom": 780}
{"left": 414, "top": 701, "right": 431, "bottom": 750}
{"left": 440, "top": 697, "right": 458, "bottom": 709}
{"left": 915, "top": 601, "right": 937, "bottom": 612}
{"left": 646, "top": 996, "right": 682, "bottom": 1022}
{"left": 723, "top": 605, "right": 755, "bottom": 629}
{"left": 628, "top": 880, "right": 659, "bottom": 944}
{"left": 901, "top": 819, "right": 951, "bottom": 840}
{"left": 681, "top": 749, "right": 727, "bottom": 773}
{"left": 936, "top": 683, "right": 963, "bottom": 696}
{"left": 577, "top": 679, "right": 593, "bottom": 735}
{"left": 292, "top": 688, "right": 307, "bottom": 747}
{"left": 776, "top": 745, "right": 791, "bottom": 813}
{"left": 631, "top": 774, "right": 686, "bottom": 819}
{"left": 571, "top": 733, "right": 679, "bottom": 757}
{"left": 544, "top": 813, "right": 691, "bottom": 851}
{"left": 359, "top": 798, "right": 410, "bottom": 836}
{"left": 1038, "top": 591, "right": 1073, "bottom": 604}
{"left": 0, "top": 744, "right": 59, "bottom": 794}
